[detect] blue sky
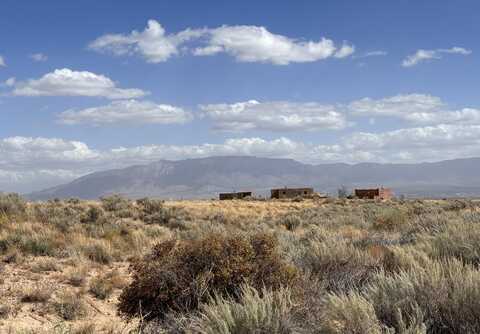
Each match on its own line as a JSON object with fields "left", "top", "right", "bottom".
{"left": 1, "top": 0, "right": 480, "bottom": 192}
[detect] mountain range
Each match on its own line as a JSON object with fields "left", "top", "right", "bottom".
{"left": 28, "top": 156, "right": 480, "bottom": 200}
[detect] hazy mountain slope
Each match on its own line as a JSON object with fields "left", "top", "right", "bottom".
{"left": 28, "top": 156, "right": 480, "bottom": 199}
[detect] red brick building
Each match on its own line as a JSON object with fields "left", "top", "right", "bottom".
{"left": 354, "top": 187, "right": 393, "bottom": 200}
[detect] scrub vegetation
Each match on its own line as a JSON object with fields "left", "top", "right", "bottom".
{"left": 1, "top": 193, "right": 480, "bottom": 333}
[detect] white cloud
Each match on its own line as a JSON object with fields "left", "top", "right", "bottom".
{"left": 200, "top": 100, "right": 348, "bottom": 131}
{"left": 402, "top": 47, "right": 472, "bottom": 67}
{"left": 334, "top": 43, "right": 355, "bottom": 59}
{"left": 12, "top": 68, "right": 147, "bottom": 99}
{"left": 89, "top": 20, "right": 205, "bottom": 63}
{"left": 30, "top": 53, "right": 48, "bottom": 62}
{"left": 349, "top": 94, "right": 480, "bottom": 125}
{"left": 58, "top": 100, "right": 193, "bottom": 125}
{"left": 196, "top": 25, "right": 351, "bottom": 65}
{"left": 0, "top": 55, "right": 5, "bottom": 67}
{"left": 89, "top": 20, "right": 354, "bottom": 65}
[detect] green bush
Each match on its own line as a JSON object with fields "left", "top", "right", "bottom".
{"left": 118, "top": 232, "right": 298, "bottom": 321}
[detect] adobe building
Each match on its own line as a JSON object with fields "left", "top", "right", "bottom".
{"left": 219, "top": 191, "right": 252, "bottom": 200}
{"left": 354, "top": 187, "right": 393, "bottom": 200}
{"left": 271, "top": 187, "right": 314, "bottom": 199}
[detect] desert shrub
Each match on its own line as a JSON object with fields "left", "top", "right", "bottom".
{"left": 81, "top": 240, "right": 113, "bottom": 264}
{"left": 278, "top": 214, "right": 302, "bottom": 231}
{"left": 30, "top": 257, "right": 59, "bottom": 273}
{"left": 137, "top": 198, "right": 186, "bottom": 225}
{"left": 53, "top": 291, "right": 88, "bottom": 320}
{"left": 89, "top": 275, "right": 114, "bottom": 300}
{"left": 319, "top": 292, "right": 385, "bottom": 334}
{"left": 2, "top": 247, "right": 23, "bottom": 264}
{"left": 0, "top": 193, "right": 27, "bottom": 217}
{"left": 118, "top": 232, "right": 298, "bottom": 321}
{"left": 20, "top": 284, "right": 52, "bottom": 303}
{"left": 429, "top": 222, "right": 480, "bottom": 265}
{"left": 65, "top": 265, "right": 88, "bottom": 287}
{"left": 71, "top": 322, "right": 96, "bottom": 334}
{"left": 371, "top": 207, "right": 408, "bottom": 231}
{"left": 101, "top": 194, "right": 135, "bottom": 217}
{"left": 299, "top": 237, "right": 380, "bottom": 291}
{"left": 442, "top": 199, "right": 473, "bottom": 212}
{"left": 187, "top": 285, "right": 300, "bottom": 334}
{"left": 137, "top": 197, "right": 165, "bottom": 215}
{"left": 82, "top": 206, "right": 105, "bottom": 223}
{"left": 21, "top": 232, "right": 61, "bottom": 256}
{"left": 0, "top": 304, "right": 10, "bottom": 319}
{"left": 365, "top": 259, "right": 480, "bottom": 333}
{"left": 89, "top": 269, "right": 125, "bottom": 300}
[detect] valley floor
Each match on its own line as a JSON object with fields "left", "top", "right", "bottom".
{"left": 1, "top": 195, "right": 480, "bottom": 333}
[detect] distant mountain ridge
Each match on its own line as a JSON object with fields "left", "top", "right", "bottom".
{"left": 28, "top": 156, "right": 480, "bottom": 200}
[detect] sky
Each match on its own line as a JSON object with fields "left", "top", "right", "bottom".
{"left": 1, "top": 0, "right": 480, "bottom": 192}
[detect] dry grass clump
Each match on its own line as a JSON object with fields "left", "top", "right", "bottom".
{"left": 65, "top": 263, "right": 89, "bottom": 287}
{"left": 118, "top": 232, "right": 298, "bottom": 321}
{"left": 89, "top": 270, "right": 126, "bottom": 300}
{"left": 30, "top": 257, "right": 60, "bottom": 273}
{"left": 53, "top": 291, "right": 88, "bottom": 320}
{"left": 79, "top": 239, "right": 114, "bottom": 264}
{"left": 20, "top": 283, "right": 53, "bottom": 303}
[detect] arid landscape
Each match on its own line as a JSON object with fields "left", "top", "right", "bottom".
{"left": 1, "top": 193, "right": 480, "bottom": 333}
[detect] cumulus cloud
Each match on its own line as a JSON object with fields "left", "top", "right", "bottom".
{"left": 89, "top": 20, "right": 205, "bottom": 63}
{"left": 195, "top": 25, "right": 352, "bottom": 65}
{"left": 89, "top": 20, "right": 354, "bottom": 65}
{"left": 58, "top": 100, "right": 193, "bottom": 125}
{"left": 0, "top": 55, "right": 5, "bottom": 67}
{"left": 12, "top": 68, "right": 147, "bottom": 99}
{"left": 349, "top": 94, "right": 480, "bottom": 125}
{"left": 200, "top": 100, "right": 348, "bottom": 131}
{"left": 402, "top": 47, "right": 471, "bottom": 67}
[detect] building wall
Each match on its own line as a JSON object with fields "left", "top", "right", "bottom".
{"left": 355, "top": 189, "right": 379, "bottom": 199}
{"left": 219, "top": 192, "right": 252, "bottom": 200}
{"left": 271, "top": 188, "right": 314, "bottom": 199}
{"left": 378, "top": 188, "right": 393, "bottom": 200}
{"left": 355, "top": 188, "right": 393, "bottom": 200}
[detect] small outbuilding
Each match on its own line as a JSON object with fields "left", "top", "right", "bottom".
{"left": 271, "top": 187, "right": 314, "bottom": 199}
{"left": 219, "top": 191, "right": 252, "bottom": 200}
{"left": 354, "top": 187, "right": 393, "bottom": 200}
